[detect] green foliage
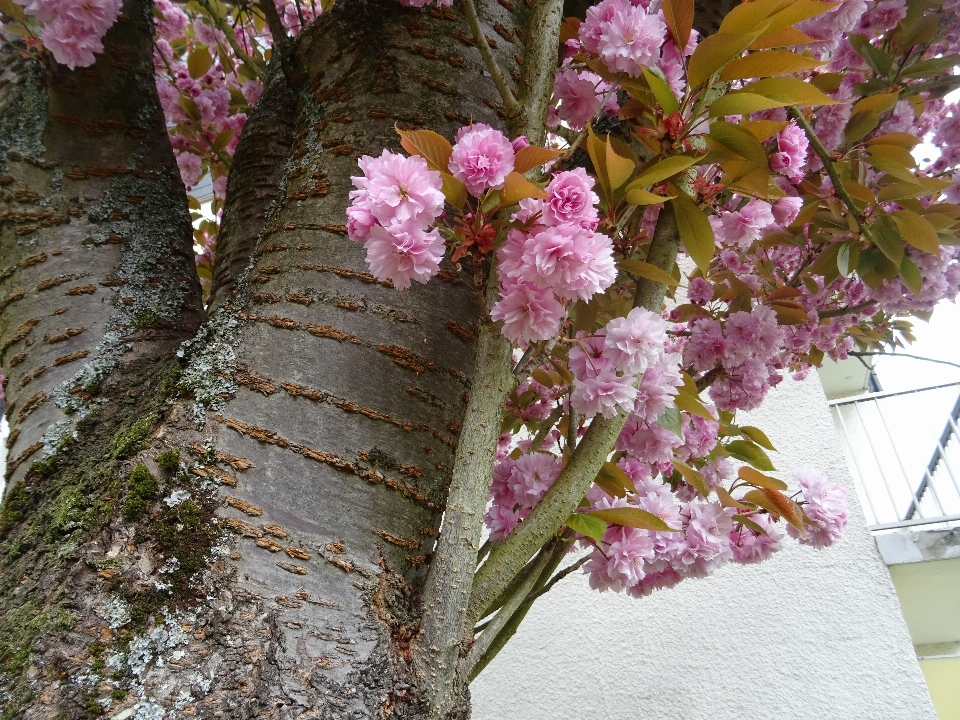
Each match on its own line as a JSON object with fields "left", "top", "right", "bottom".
{"left": 155, "top": 451, "right": 181, "bottom": 473}
{"left": 122, "top": 464, "right": 159, "bottom": 522}
{"left": 109, "top": 416, "right": 154, "bottom": 460}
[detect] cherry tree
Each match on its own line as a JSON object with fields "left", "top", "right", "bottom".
{"left": 0, "top": 0, "right": 957, "bottom": 717}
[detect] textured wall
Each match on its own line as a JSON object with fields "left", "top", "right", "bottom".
{"left": 471, "top": 374, "right": 937, "bottom": 720}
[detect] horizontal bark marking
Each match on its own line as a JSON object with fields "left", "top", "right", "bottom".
{"left": 46, "top": 327, "right": 86, "bottom": 343}
{"left": 224, "top": 517, "right": 263, "bottom": 537}
{"left": 0, "top": 317, "right": 40, "bottom": 356}
{"left": 257, "top": 537, "right": 283, "bottom": 552}
{"left": 0, "top": 288, "right": 25, "bottom": 313}
{"left": 17, "top": 365, "right": 46, "bottom": 387}
{"left": 188, "top": 443, "right": 254, "bottom": 471}
{"left": 251, "top": 291, "right": 419, "bottom": 325}
{"left": 285, "top": 547, "right": 311, "bottom": 561}
{"left": 238, "top": 312, "right": 443, "bottom": 375}
{"left": 232, "top": 365, "right": 457, "bottom": 446}
{"left": 213, "top": 414, "right": 441, "bottom": 510}
{"left": 372, "top": 528, "right": 421, "bottom": 550}
{"left": 225, "top": 495, "right": 263, "bottom": 516}
{"left": 65, "top": 284, "right": 97, "bottom": 295}
{"left": 7, "top": 352, "right": 25, "bottom": 366}
{"left": 16, "top": 391, "right": 49, "bottom": 424}
{"left": 264, "top": 524, "right": 288, "bottom": 538}
{"left": 277, "top": 561, "right": 308, "bottom": 575}
{"left": 4, "top": 441, "right": 42, "bottom": 480}
{"left": 53, "top": 349, "right": 89, "bottom": 366}
{"left": 35, "top": 274, "right": 78, "bottom": 291}
{"left": 190, "top": 465, "right": 237, "bottom": 486}
{"left": 296, "top": 586, "right": 341, "bottom": 608}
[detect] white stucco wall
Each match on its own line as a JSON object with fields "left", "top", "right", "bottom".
{"left": 472, "top": 374, "right": 937, "bottom": 720}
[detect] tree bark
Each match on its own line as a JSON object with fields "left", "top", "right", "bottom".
{"left": 1, "top": 0, "right": 531, "bottom": 717}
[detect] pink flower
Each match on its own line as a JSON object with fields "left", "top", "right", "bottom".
{"left": 569, "top": 332, "right": 614, "bottom": 378}
{"left": 772, "top": 196, "right": 803, "bottom": 226}
{"left": 363, "top": 223, "right": 445, "bottom": 289}
{"left": 770, "top": 122, "right": 809, "bottom": 180}
{"left": 603, "top": 307, "right": 668, "bottom": 375}
{"left": 552, "top": 68, "right": 619, "bottom": 130}
{"left": 448, "top": 126, "right": 515, "bottom": 197}
{"left": 683, "top": 317, "right": 725, "bottom": 373}
{"left": 490, "top": 278, "right": 566, "bottom": 344}
{"left": 581, "top": 0, "right": 666, "bottom": 77}
{"left": 176, "top": 151, "right": 203, "bottom": 188}
{"left": 519, "top": 224, "right": 617, "bottom": 301}
{"left": 18, "top": 0, "right": 123, "bottom": 69}
{"left": 542, "top": 168, "right": 600, "bottom": 229}
{"left": 616, "top": 418, "right": 683, "bottom": 464}
{"left": 687, "top": 277, "right": 713, "bottom": 305}
{"left": 787, "top": 467, "right": 849, "bottom": 548}
{"left": 571, "top": 368, "right": 638, "bottom": 419}
{"left": 730, "top": 513, "right": 784, "bottom": 564}
{"left": 349, "top": 150, "right": 445, "bottom": 236}
{"left": 719, "top": 199, "right": 775, "bottom": 248}
{"left": 507, "top": 452, "right": 563, "bottom": 506}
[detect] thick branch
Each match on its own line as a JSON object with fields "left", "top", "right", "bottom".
{"left": 462, "top": 0, "right": 522, "bottom": 125}
{"left": 517, "top": 0, "right": 564, "bottom": 145}
{"left": 465, "top": 204, "right": 682, "bottom": 627}
{"left": 416, "top": 265, "right": 514, "bottom": 719}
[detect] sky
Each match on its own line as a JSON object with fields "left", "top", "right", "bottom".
{"left": 872, "top": 300, "right": 960, "bottom": 393}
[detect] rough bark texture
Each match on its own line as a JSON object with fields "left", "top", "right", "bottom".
{"left": 1, "top": 0, "right": 535, "bottom": 717}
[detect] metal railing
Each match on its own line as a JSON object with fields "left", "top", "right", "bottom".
{"left": 829, "top": 382, "right": 960, "bottom": 531}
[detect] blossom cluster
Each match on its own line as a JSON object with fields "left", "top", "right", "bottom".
{"left": 14, "top": 0, "right": 123, "bottom": 69}
{"left": 492, "top": 169, "right": 616, "bottom": 344}
{"left": 346, "top": 150, "right": 446, "bottom": 289}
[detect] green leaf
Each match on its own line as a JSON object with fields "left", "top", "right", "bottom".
{"left": 642, "top": 67, "right": 680, "bottom": 115}
{"left": 740, "top": 425, "right": 776, "bottom": 450}
{"left": 688, "top": 32, "right": 762, "bottom": 89}
{"left": 619, "top": 259, "right": 680, "bottom": 286}
{"left": 566, "top": 513, "right": 608, "bottom": 544}
{"left": 725, "top": 439, "right": 776, "bottom": 471}
{"left": 440, "top": 172, "right": 468, "bottom": 210}
{"left": 662, "top": 0, "right": 694, "bottom": 50}
{"left": 672, "top": 459, "right": 710, "bottom": 497}
{"left": 708, "top": 121, "right": 769, "bottom": 163}
{"left": 891, "top": 209, "right": 941, "bottom": 256}
{"left": 844, "top": 110, "right": 881, "bottom": 145}
{"left": 188, "top": 46, "right": 214, "bottom": 80}
{"left": 740, "top": 77, "right": 839, "bottom": 106}
{"left": 628, "top": 156, "right": 696, "bottom": 189}
{"left": 899, "top": 257, "right": 923, "bottom": 295}
{"left": 0, "top": 0, "right": 29, "bottom": 24}
{"left": 671, "top": 194, "right": 716, "bottom": 274}
{"left": 870, "top": 217, "right": 905, "bottom": 266}
{"left": 212, "top": 128, "right": 235, "bottom": 152}
{"left": 732, "top": 514, "right": 770, "bottom": 535}
{"left": 657, "top": 404, "right": 683, "bottom": 439}
{"left": 599, "top": 461, "right": 638, "bottom": 494}
{"left": 626, "top": 187, "right": 677, "bottom": 205}
{"left": 847, "top": 33, "right": 893, "bottom": 76}
{"left": 720, "top": 50, "right": 822, "bottom": 81}
{"left": 589, "top": 507, "right": 679, "bottom": 532}
{"left": 900, "top": 55, "right": 960, "bottom": 79}
{"left": 709, "top": 92, "right": 787, "bottom": 117}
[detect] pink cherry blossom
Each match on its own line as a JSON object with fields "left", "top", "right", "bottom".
{"left": 552, "top": 68, "right": 619, "bottom": 130}
{"left": 719, "top": 199, "right": 776, "bottom": 248}
{"left": 571, "top": 367, "right": 638, "bottom": 419}
{"left": 542, "top": 168, "right": 600, "bottom": 229}
{"left": 787, "top": 467, "right": 849, "bottom": 548}
{"left": 363, "top": 223, "right": 445, "bottom": 290}
{"left": 518, "top": 224, "right": 617, "bottom": 301}
{"left": 348, "top": 150, "right": 445, "bottom": 235}
{"left": 603, "top": 307, "right": 668, "bottom": 375}
{"left": 490, "top": 278, "right": 566, "bottom": 344}
{"left": 581, "top": 0, "right": 667, "bottom": 77}
{"left": 448, "top": 126, "right": 515, "bottom": 197}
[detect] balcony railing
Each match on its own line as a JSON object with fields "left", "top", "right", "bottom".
{"left": 829, "top": 382, "right": 960, "bottom": 531}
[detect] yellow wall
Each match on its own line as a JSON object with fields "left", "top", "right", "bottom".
{"left": 921, "top": 657, "right": 960, "bottom": 720}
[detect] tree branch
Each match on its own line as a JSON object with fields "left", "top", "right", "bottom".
{"left": 517, "top": 0, "right": 564, "bottom": 145}
{"left": 787, "top": 106, "right": 866, "bottom": 236}
{"left": 416, "top": 261, "right": 515, "bottom": 719}
{"left": 850, "top": 351, "right": 960, "bottom": 371}
{"left": 462, "top": 0, "right": 522, "bottom": 126}
{"left": 818, "top": 300, "right": 877, "bottom": 318}
{"left": 465, "top": 204, "right": 682, "bottom": 628}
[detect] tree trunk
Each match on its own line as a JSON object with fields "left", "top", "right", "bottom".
{"left": 1, "top": 0, "right": 527, "bottom": 717}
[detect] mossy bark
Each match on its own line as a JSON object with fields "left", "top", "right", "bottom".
{"left": 1, "top": 0, "right": 535, "bottom": 717}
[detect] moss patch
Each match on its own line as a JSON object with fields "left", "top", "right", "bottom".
{"left": 155, "top": 451, "right": 180, "bottom": 473}
{"left": 121, "top": 465, "right": 159, "bottom": 522}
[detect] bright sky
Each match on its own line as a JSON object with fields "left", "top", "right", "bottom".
{"left": 873, "top": 300, "right": 960, "bottom": 393}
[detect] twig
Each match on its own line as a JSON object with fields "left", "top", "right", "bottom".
{"left": 197, "top": 0, "right": 268, "bottom": 77}
{"left": 819, "top": 300, "right": 877, "bottom": 318}
{"left": 461, "top": 0, "right": 521, "bottom": 123}
{"left": 787, "top": 106, "right": 866, "bottom": 236}
{"left": 850, "top": 351, "right": 960, "bottom": 371}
